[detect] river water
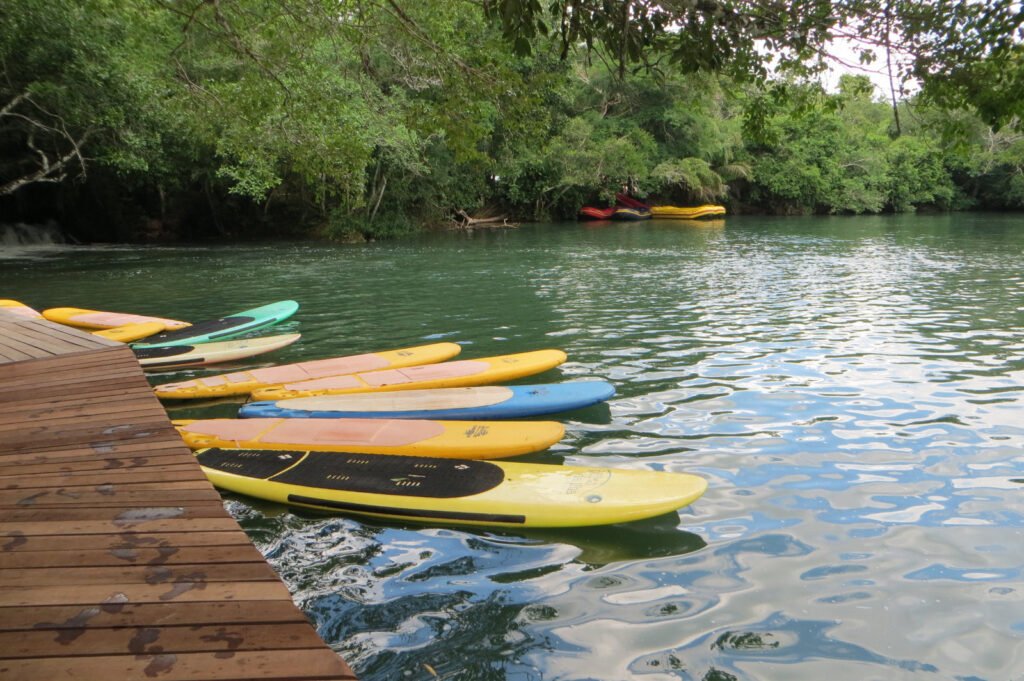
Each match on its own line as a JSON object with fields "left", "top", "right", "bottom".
{"left": 3, "top": 213, "right": 1024, "bottom": 680}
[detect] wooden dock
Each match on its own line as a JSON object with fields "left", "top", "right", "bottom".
{"left": 0, "top": 312, "right": 356, "bottom": 681}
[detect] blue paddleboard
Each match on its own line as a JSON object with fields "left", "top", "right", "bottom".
{"left": 133, "top": 300, "right": 299, "bottom": 348}
{"left": 239, "top": 381, "right": 615, "bottom": 420}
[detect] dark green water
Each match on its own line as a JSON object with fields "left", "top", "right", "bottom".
{"left": 4, "top": 213, "right": 1024, "bottom": 680}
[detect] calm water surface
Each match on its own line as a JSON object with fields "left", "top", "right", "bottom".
{"left": 4, "top": 214, "right": 1024, "bottom": 680}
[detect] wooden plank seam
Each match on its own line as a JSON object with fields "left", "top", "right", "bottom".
{"left": 0, "top": 314, "right": 356, "bottom": 680}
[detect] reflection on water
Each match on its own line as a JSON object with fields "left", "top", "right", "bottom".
{"left": 4, "top": 213, "right": 1024, "bottom": 680}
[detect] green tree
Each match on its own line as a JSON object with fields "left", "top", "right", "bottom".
{"left": 483, "top": 0, "right": 1024, "bottom": 126}
{"left": 499, "top": 114, "right": 657, "bottom": 218}
{"left": 967, "top": 123, "right": 1024, "bottom": 208}
{"left": 0, "top": 0, "right": 179, "bottom": 195}
{"left": 1, "top": 0, "right": 1019, "bottom": 240}
{"left": 746, "top": 77, "right": 901, "bottom": 214}
{"left": 885, "top": 135, "right": 957, "bottom": 212}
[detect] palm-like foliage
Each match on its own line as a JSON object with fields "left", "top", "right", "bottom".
{"left": 650, "top": 157, "right": 751, "bottom": 202}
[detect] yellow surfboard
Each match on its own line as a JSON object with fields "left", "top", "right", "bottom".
{"left": 251, "top": 349, "right": 568, "bottom": 401}
{"left": 42, "top": 307, "right": 190, "bottom": 330}
{"left": 650, "top": 205, "right": 726, "bottom": 219}
{"left": 197, "top": 448, "right": 708, "bottom": 528}
{"left": 0, "top": 299, "right": 43, "bottom": 319}
{"left": 175, "top": 417, "right": 565, "bottom": 460}
{"left": 92, "top": 321, "right": 166, "bottom": 343}
{"left": 154, "top": 342, "right": 463, "bottom": 400}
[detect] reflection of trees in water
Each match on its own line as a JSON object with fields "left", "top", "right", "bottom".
{"left": 703, "top": 669, "right": 740, "bottom": 681}
{"left": 712, "top": 631, "right": 780, "bottom": 651}
{"left": 258, "top": 510, "right": 708, "bottom": 679}
{"left": 352, "top": 591, "right": 551, "bottom": 681}
{"left": 640, "top": 612, "right": 939, "bottom": 680}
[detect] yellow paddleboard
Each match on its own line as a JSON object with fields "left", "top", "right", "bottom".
{"left": 43, "top": 307, "right": 190, "bottom": 330}
{"left": 252, "top": 349, "right": 568, "bottom": 401}
{"left": 154, "top": 342, "right": 463, "bottom": 400}
{"left": 176, "top": 417, "right": 565, "bottom": 460}
{"left": 0, "top": 300, "right": 42, "bottom": 319}
{"left": 650, "top": 205, "right": 727, "bottom": 219}
{"left": 92, "top": 321, "right": 166, "bottom": 343}
{"left": 197, "top": 448, "right": 708, "bottom": 528}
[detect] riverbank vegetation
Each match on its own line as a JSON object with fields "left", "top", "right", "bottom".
{"left": 1, "top": 0, "right": 1021, "bottom": 242}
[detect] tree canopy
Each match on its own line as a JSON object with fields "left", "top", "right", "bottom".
{"left": 484, "top": 0, "right": 1024, "bottom": 125}
{"left": 0, "top": 0, "right": 1021, "bottom": 240}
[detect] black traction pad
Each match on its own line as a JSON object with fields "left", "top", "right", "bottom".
{"left": 197, "top": 448, "right": 506, "bottom": 499}
{"left": 132, "top": 344, "right": 195, "bottom": 359}
{"left": 140, "top": 315, "right": 256, "bottom": 344}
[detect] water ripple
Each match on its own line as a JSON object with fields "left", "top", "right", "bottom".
{"left": 6, "top": 215, "right": 1024, "bottom": 679}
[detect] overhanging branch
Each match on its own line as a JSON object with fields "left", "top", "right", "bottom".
{"left": 0, "top": 92, "right": 93, "bottom": 196}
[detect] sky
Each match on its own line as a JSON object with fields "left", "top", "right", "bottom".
{"left": 820, "top": 35, "right": 920, "bottom": 100}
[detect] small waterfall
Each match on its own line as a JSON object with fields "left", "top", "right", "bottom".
{"left": 0, "top": 222, "right": 67, "bottom": 246}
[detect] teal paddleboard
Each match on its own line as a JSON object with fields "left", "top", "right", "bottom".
{"left": 133, "top": 301, "right": 299, "bottom": 348}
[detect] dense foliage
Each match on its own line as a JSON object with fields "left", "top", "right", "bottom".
{"left": 0, "top": 0, "right": 1021, "bottom": 241}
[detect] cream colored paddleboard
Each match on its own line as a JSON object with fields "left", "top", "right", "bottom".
{"left": 251, "top": 349, "right": 567, "bottom": 401}
{"left": 175, "top": 417, "right": 565, "bottom": 459}
{"left": 43, "top": 307, "right": 190, "bottom": 330}
{"left": 153, "top": 342, "right": 463, "bottom": 399}
{"left": 134, "top": 334, "right": 301, "bottom": 370}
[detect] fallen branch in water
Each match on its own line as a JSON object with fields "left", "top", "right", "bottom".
{"left": 452, "top": 210, "right": 519, "bottom": 229}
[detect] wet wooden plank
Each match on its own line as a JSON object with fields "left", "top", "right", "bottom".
{"left": 0, "top": 349, "right": 134, "bottom": 377}
{"left": 0, "top": 385, "right": 159, "bottom": 412}
{"left": 0, "top": 313, "right": 119, "bottom": 356}
{"left": 0, "top": 648, "right": 355, "bottom": 680}
{"left": 0, "top": 365, "right": 145, "bottom": 392}
{"left": 0, "top": 581, "right": 295, "bottom": 607}
{"left": 0, "top": 409, "right": 169, "bottom": 436}
{"left": 0, "top": 392, "right": 165, "bottom": 420}
{"left": 0, "top": 373, "right": 145, "bottom": 403}
{"left": 1, "top": 504, "right": 230, "bottom": 522}
{"left": 0, "top": 487, "right": 224, "bottom": 508}
{"left": 0, "top": 433, "right": 182, "bottom": 455}
{"left": 0, "top": 344, "right": 123, "bottom": 374}
{"left": 0, "top": 600, "right": 311, "bottom": 632}
{"left": 0, "top": 543, "right": 269, "bottom": 569}
{"left": 0, "top": 330, "right": 84, "bottom": 359}
{"left": 0, "top": 471, "right": 207, "bottom": 490}
{"left": 0, "top": 441, "right": 171, "bottom": 461}
{"left": 0, "top": 441, "right": 186, "bottom": 464}
{"left": 0, "top": 409, "right": 167, "bottom": 436}
{"left": 0, "top": 430, "right": 185, "bottom": 457}
{"left": 0, "top": 530, "right": 254, "bottom": 552}
{"left": 0, "top": 329, "right": 80, "bottom": 357}
{"left": 0, "top": 420, "right": 178, "bottom": 453}
{"left": 0, "top": 467, "right": 206, "bottom": 487}
{"left": 0, "top": 316, "right": 356, "bottom": 679}
{"left": 0, "top": 517, "right": 241, "bottom": 536}
{"left": 0, "top": 387, "right": 164, "bottom": 412}
{"left": 0, "top": 458, "right": 199, "bottom": 479}
{"left": 0, "top": 561, "right": 280, "bottom": 587}
{"left": 0, "top": 376, "right": 151, "bottom": 403}
{"left": 0, "top": 623, "right": 326, "bottom": 659}
{"left": 0, "top": 343, "right": 33, "bottom": 362}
